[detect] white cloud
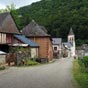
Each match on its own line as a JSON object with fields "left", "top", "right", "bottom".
{"left": 0, "top": 4, "right": 5, "bottom": 9}
{"left": 0, "top": 0, "right": 41, "bottom": 9}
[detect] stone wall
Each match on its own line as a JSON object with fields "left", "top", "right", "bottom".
{"left": 0, "top": 55, "right": 6, "bottom": 64}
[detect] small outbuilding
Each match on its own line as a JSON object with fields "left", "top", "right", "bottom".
{"left": 13, "top": 34, "right": 39, "bottom": 58}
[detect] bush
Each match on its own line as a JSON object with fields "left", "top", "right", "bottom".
{"left": 82, "top": 56, "right": 88, "bottom": 68}
{"left": 78, "top": 57, "right": 88, "bottom": 73}
{"left": 73, "top": 60, "right": 88, "bottom": 88}
{"left": 26, "top": 60, "right": 39, "bottom": 66}
{"left": 0, "top": 66, "right": 5, "bottom": 71}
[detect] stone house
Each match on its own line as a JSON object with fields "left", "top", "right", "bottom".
{"left": 52, "top": 38, "right": 62, "bottom": 58}
{"left": 62, "top": 42, "right": 72, "bottom": 57}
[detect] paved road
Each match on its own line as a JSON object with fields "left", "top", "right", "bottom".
{"left": 0, "top": 58, "right": 76, "bottom": 88}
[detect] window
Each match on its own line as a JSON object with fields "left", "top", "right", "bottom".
{"left": 54, "top": 47, "right": 57, "bottom": 50}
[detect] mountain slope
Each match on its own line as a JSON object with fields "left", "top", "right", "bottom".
{"left": 12, "top": 0, "right": 88, "bottom": 45}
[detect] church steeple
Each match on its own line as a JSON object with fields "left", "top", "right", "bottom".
{"left": 68, "top": 28, "right": 75, "bottom": 43}
{"left": 68, "top": 28, "right": 74, "bottom": 35}
{"left": 68, "top": 28, "right": 76, "bottom": 56}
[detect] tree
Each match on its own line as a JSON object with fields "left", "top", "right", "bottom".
{"left": 0, "top": 3, "right": 16, "bottom": 13}
{"left": 5, "top": 3, "right": 16, "bottom": 12}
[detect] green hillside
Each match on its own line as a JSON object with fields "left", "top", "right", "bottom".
{"left": 11, "top": 0, "right": 88, "bottom": 46}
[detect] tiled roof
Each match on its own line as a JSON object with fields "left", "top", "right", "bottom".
{"left": 0, "top": 12, "right": 19, "bottom": 34}
{"left": 22, "top": 20, "right": 49, "bottom": 37}
{"left": 52, "top": 38, "right": 62, "bottom": 45}
{"left": 14, "top": 34, "right": 39, "bottom": 47}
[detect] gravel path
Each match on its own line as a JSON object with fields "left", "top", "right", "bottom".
{"left": 0, "top": 58, "right": 76, "bottom": 88}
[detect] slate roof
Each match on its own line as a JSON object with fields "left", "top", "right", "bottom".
{"left": 0, "top": 51, "right": 6, "bottom": 55}
{"left": 14, "top": 34, "right": 39, "bottom": 48}
{"left": 0, "top": 12, "right": 19, "bottom": 34}
{"left": 63, "top": 42, "right": 72, "bottom": 49}
{"left": 52, "top": 38, "right": 62, "bottom": 45}
{"left": 40, "top": 26, "right": 48, "bottom": 33}
{"left": 22, "top": 20, "right": 50, "bottom": 37}
{"left": 68, "top": 28, "right": 74, "bottom": 35}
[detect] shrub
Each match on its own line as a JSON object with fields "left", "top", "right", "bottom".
{"left": 78, "top": 57, "right": 88, "bottom": 73}
{"left": 83, "top": 56, "right": 88, "bottom": 68}
{"left": 26, "top": 60, "right": 39, "bottom": 66}
{"left": 73, "top": 60, "right": 88, "bottom": 88}
{"left": 0, "top": 66, "right": 5, "bottom": 71}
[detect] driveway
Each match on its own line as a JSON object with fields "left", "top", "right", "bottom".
{"left": 0, "top": 58, "right": 76, "bottom": 88}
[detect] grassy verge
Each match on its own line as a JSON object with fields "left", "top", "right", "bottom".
{"left": 73, "top": 59, "right": 88, "bottom": 88}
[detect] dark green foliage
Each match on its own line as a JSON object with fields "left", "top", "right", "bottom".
{"left": 78, "top": 56, "right": 88, "bottom": 73}
{"left": 73, "top": 60, "right": 88, "bottom": 88}
{"left": 11, "top": 0, "right": 88, "bottom": 46}
{"left": 26, "top": 60, "right": 39, "bottom": 66}
{"left": 0, "top": 66, "right": 5, "bottom": 70}
{"left": 82, "top": 56, "right": 88, "bottom": 68}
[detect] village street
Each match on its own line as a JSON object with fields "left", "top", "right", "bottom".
{"left": 0, "top": 58, "right": 77, "bottom": 88}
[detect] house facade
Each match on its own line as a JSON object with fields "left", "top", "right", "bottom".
{"left": 28, "top": 36, "right": 53, "bottom": 61}
{"left": 52, "top": 38, "right": 62, "bottom": 58}
{"left": 22, "top": 20, "right": 53, "bottom": 62}
{"left": 62, "top": 42, "right": 72, "bottom": 57}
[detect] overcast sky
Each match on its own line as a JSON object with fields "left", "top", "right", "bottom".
{"left": 0, "top": 0, "right": 41, "bottom": 9}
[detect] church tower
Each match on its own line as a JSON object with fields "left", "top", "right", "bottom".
{"left": 68, "top": 28, "right": 76, "bottom": 56}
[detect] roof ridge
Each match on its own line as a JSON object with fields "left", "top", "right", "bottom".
{"left": 22, "top": 20, "right": 49, "bottom": 36}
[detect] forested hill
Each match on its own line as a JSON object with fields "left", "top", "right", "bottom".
{"left": 12, "top": 0, "right": 88, "bottom": 46}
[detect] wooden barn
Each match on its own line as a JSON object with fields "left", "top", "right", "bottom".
{"left": 0, "top": 12, "right": 40, "bottom": 65}
{"left": 22, "top": 20, "right": 53, "bottom": 62}
{"left": 0, "top": 12, "right": 20, "bottom": 53}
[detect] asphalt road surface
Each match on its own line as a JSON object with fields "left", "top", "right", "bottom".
{"left": 0, "top": 58, "right": 77, "bottom": 88}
